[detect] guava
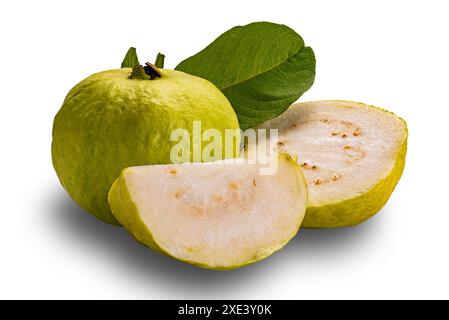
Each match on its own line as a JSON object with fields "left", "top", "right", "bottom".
{"left": 108, "top": 153, "right": 308, "bottom": 269}
{"left": 257, "top": 100, "right": 407, "bottom": 228}
{"left": 52, "top": 66, "right": 240, "bottom": 225}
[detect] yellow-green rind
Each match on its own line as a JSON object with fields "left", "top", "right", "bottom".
{"left": 52, "top": 68, "right": 240, "bottom": 225}
{"left": 302, "top": 103, "right": 408, "bottom": 228}
{"left": 108, "top": 170, "right": 164, "bottom": 253}
{"left": 108, "top": 152, "right": 307, "bottom": 270}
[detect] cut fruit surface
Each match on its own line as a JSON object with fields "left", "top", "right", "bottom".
{"left": 108, "top": 153, "right": 307, "bottom": 269}
{"left": 257, "top": 101, "right": 407, "bottom": 228}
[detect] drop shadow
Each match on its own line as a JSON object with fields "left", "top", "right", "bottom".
{"left": 44, "top": 187, "right": 386, "bottom": 296}
{"left": 292, "top": 213, "right": 384, "bottom": 252}
{"left": 44, "top": 189, "right": 271, "bottom": 294}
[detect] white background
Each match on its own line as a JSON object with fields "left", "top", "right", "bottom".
{"left": 1, "top": 0, "right": 448, "bottom": 299}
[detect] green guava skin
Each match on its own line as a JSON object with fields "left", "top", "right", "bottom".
{"left": 52, "top": 68, "right": 241, "bottom": 225}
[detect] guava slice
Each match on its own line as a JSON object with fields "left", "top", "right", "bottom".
{"left": 108, "top": 153, "right": 307, "bottom": 269}
{"left": 257, "top": 100, "right": 407, "bottom": 228}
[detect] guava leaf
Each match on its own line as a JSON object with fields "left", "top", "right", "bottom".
{"left": 175, "top": 22, "right": 316, "bottom": 130}
{"left": 121, "top": 47, "right": 140, "bottom": 68}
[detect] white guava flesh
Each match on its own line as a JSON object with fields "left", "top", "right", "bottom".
{"left": 108, "top": 153, "right": 307, "bottom": 269}
{"left": 257, "top": 100, "right": 407, "bottom": 228}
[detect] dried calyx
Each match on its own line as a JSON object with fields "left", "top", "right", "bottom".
{"left": 130, "top": 52, "right": 165, "bottom": 80}
{"left": 130, "top": 63, "right": 162, "bottom": 80}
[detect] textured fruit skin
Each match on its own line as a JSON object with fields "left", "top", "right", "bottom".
{"left": 52, "top": 68, "right": 240, "bottom": 225}
{"left": 108, "top": 153, "right": 307, "bottom": 270}
{"left": 302, "top": 103, "right": 408, "bottom": 228}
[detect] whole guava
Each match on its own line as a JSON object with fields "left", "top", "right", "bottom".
{"left": 52, "top": 67, "right": 241, "bottom": 225}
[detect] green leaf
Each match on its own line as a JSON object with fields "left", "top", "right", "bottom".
{"left": 176, "top": 22, "right": 316, "bottom": 130}
{"left": 155, "top": 52, "right": 165, "bottom": 68}
{"left": 121, "top": 47, "right": 140, "bottom": 68}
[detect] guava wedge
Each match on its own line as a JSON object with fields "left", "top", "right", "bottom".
{"left": 52, "top": 67, "right": 240, "bottom": 225}
{"left": 108, "top": 153, "right": 307, "bottom": 269}
{"left": 257, "top": 101, "right": 407, "bottom": 228}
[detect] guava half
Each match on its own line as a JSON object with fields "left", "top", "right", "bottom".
{"left": 257, "top": 101, "right": 407, "bottom": 228}
{"left": 108, "top": 153, "right": 307, "bottom": 269}
{"left": 52, "top": 68, "right": 240, "bottom": 225}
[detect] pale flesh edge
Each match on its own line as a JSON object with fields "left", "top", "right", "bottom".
{"left": 108, "top": 153, "right": 307, "bottom": 270}
{"left": 257, "top": 101, "right": 408, "bottom": 228}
